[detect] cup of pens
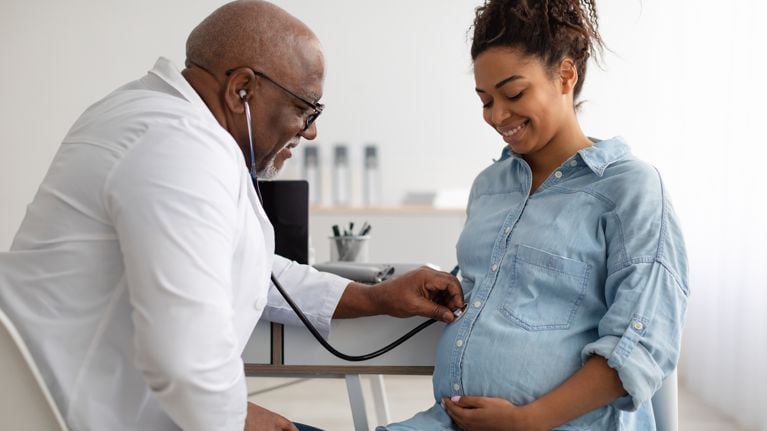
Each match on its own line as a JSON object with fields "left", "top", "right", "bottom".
{"left": 330, "top": 222, "right": 371, "bottom": 262}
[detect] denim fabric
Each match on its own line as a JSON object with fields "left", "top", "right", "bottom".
{"left": 381, "top": 137, "right": 689, "bottom": 430}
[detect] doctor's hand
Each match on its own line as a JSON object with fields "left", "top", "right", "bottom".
{"left": 374, "top": 266, "right": 464, "bottom": 322}
{"left": 334, "top": 266, "right": 464, "bottom": 322}
{"left": 443, "top": 396, "right": 543, "bottom": 431}
{"left": 244, "top": 402, "right": 298, "bottom": 431}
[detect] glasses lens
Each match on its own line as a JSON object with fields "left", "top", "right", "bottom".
{"left": 304, "top": 111, "right": 320, "bottom": 131}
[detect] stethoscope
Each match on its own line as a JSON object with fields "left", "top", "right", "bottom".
{"left": 239, "top": 90, "right": 463, "bottom": 362}
{"left": 240, "top": 90, "right": 463, "bottom": 361}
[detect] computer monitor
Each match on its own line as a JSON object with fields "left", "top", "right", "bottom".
{"left": 256, "top": 180, "right": 309, "bottom": 265}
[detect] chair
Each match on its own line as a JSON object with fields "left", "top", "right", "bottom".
{"left": 0, "top": 307, "right": 69, "bottom": 431}
{"left": 652, "top": 369, "right": 679, "bottom": 431}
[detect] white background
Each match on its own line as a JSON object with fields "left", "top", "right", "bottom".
{"left": 1, "top": 1, "right": 766, "bottom": 428}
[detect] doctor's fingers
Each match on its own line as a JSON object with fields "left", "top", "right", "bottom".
{"left": 244, "top": 403, "right": 298, "bottom": 431}
{"left": 421, "top": 298, "right": 456, "bottom": 323}
{"left": 422, "top": 272, "right": 464, "bottom": 309}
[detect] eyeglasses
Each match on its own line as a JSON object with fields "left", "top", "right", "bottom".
{"left": 226, "top": 67, "right": 324, "bottom": 131}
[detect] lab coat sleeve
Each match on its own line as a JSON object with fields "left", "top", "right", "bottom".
{"left": 581, "top": 165, "right": 689, "bottom": 411}
{"left": 262, "top": 255, "right": 349, "bottom": 339}
{"left": 105, "top": 123, "right": 247, "bottom": 431}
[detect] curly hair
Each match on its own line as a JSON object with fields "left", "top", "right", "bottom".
{"left": 470, "top": 0, "right": 604, "bottom": 100}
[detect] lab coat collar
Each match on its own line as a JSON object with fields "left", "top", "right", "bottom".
{"left": 148, "top": 57, "right": 214, "bottom": 120}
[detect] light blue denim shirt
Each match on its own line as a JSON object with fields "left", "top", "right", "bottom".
{"left": 381, "top": 137, "right": 689, "bottom": 430}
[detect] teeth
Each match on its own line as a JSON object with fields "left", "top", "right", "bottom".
{"left": 501, "top": 121, "right": 526, "bottom": 137}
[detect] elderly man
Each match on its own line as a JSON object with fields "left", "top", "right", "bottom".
{"left": 0, "top": 1, "right": 463, "bottom": 430}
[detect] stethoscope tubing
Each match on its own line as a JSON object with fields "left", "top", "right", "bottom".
{"left": 270, "top": 273, "right": 439, "bottom": 362}
{"left": 244, "top": 95, "right": 452, "bottom": 361}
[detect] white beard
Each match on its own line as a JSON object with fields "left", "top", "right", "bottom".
{"left": 255, "top": 138, "right": 298, "bottom": 179}
{"left": 255, "top": 158, "right": 281, "bottom": 180}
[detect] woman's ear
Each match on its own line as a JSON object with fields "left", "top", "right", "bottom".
{"left": 558, "top": 58, "right": 579, "bottom": 95}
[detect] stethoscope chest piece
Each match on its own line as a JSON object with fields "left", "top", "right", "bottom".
{"left": 452, "top": 304, "right": 468, "bottom": 321}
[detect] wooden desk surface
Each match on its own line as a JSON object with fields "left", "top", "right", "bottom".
{"left": 245, "top": 364, "right": 434, "bottom": 378}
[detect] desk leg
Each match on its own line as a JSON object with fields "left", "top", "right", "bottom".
{"left": 369, "top": 375, "right": 391, "bottom": 425}
{"left": 345, "top": 374, "right": 369, "bottom": 431}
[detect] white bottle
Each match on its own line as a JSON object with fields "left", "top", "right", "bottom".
{"left": 363, "top": 144, "right": 381, "bottom": 207}
{"left": 333, "top": 145, "right": 351, "bottom": 207}
{"left": 303, "top": 145, "right": 321, "bottom": 206}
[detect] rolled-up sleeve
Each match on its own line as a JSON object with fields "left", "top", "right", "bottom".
{"left": 582, "top": 260, "right": 688, "bottom": 411}
{"left": 262, "top": 255, "right": 349, "bottom": 339}
{"left": 582, "top": 168, "right": 689, "bottom": 411}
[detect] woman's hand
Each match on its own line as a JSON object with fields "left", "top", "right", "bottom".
{"left": 442, "top": 356, "right": 626, "bottom": 430}
{"left": 442, "top": 396, "right": 544, "bottom": 431}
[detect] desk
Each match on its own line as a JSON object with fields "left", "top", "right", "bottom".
{"left": 243, "top": 315, "right": 444, "bottom": 430}
{"left": 244, "top": 206, "right": 461, "bottom": 429}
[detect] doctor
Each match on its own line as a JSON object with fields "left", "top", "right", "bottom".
{"left": 0, "top": 1, "right": 464, "bottom": 430}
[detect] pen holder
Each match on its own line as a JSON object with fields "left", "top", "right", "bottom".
{"left": 329, "top": 235, "right": 371, "bottom": 262}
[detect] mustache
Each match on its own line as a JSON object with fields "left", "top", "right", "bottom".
{"left": 283, "top": 138, "right": 300, "bottom": 150}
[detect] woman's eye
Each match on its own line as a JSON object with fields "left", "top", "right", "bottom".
{"left": 481, "top": 99, "right": 493, "bottom": 109}
{"left": 507, "top": 91, "right": 523, "bottom": 101}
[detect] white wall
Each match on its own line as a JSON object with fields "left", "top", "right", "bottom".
{"left": 2, "top": 1, "right": 767, "bottom": 427}
{"left": 0, "top": 0, "right": 228, "bottom": 248}
{"left": 0, "top": 0, "right": 499, "bottom": 249}
{"left": 0, "top": 0, "right": 702, "bottom": 247}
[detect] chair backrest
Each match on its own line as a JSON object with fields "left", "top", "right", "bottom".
{"left": 651, "top": 369, "right": 679, "bottom": 431}
{"left": 0, "top": 308, "right": 69, "bottom": 431}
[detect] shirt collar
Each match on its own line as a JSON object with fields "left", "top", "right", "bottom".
{"left": 147, "top": 57, "right": 211, "bottom": 116}
{"left": 497, "top": 136, "right": 631, "bottom": 177}
{"left": 576, "top": 136, "right": 631, "bottom": 177}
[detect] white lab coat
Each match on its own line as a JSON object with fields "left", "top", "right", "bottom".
{"left": 0, "top": 57, "right": 348, "bottom": 431}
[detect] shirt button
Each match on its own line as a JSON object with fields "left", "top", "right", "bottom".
{"left": 633, "top": 321, "right": 644, "bottom": 331}
{"left": 554, "top": 171, "right": 563, "bottom": 179}
{"left": 453, "top": 383, "right": 461, "bottom": 391}
{"left": 504, "top": 226, "right": 511, "bottom": 234}
{"left": 473, "top": 300, "right": 482, "bottom": 308}
{"left": 491, "top": 264, "right": 498, "bottom": 272}
{"left": 456, "top": 339, "right": 464, "bottom": 347}
{"left": 570, "top": 160, "right": 578, "bottom": 167}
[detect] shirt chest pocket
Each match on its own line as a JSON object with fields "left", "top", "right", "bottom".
{"left": 501, "top": 244, "right": 590, "bottom": 331}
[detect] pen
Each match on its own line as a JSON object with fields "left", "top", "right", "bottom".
{"left": 359, "top": 224, "right": 372, "bottom": 236}
{"left": 331, "top": 225, "right": 345, "bottom": 258}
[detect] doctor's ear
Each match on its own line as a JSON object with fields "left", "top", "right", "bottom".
{"left": 223, "top": 68, "right": 256, "bottom": 113}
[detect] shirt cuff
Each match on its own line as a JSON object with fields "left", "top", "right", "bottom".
{"left": 581, "top": 316, "right": 664, "bottom": 411}
{"left": 266, "top": 262, "right": 349, "bottom": 339}
{"left": 311, "top": 271, "right": 350, "bottom": 338}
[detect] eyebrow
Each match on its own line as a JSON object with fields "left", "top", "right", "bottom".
{"left": 475, "top": 74, "right": 525, "bottom": 93}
